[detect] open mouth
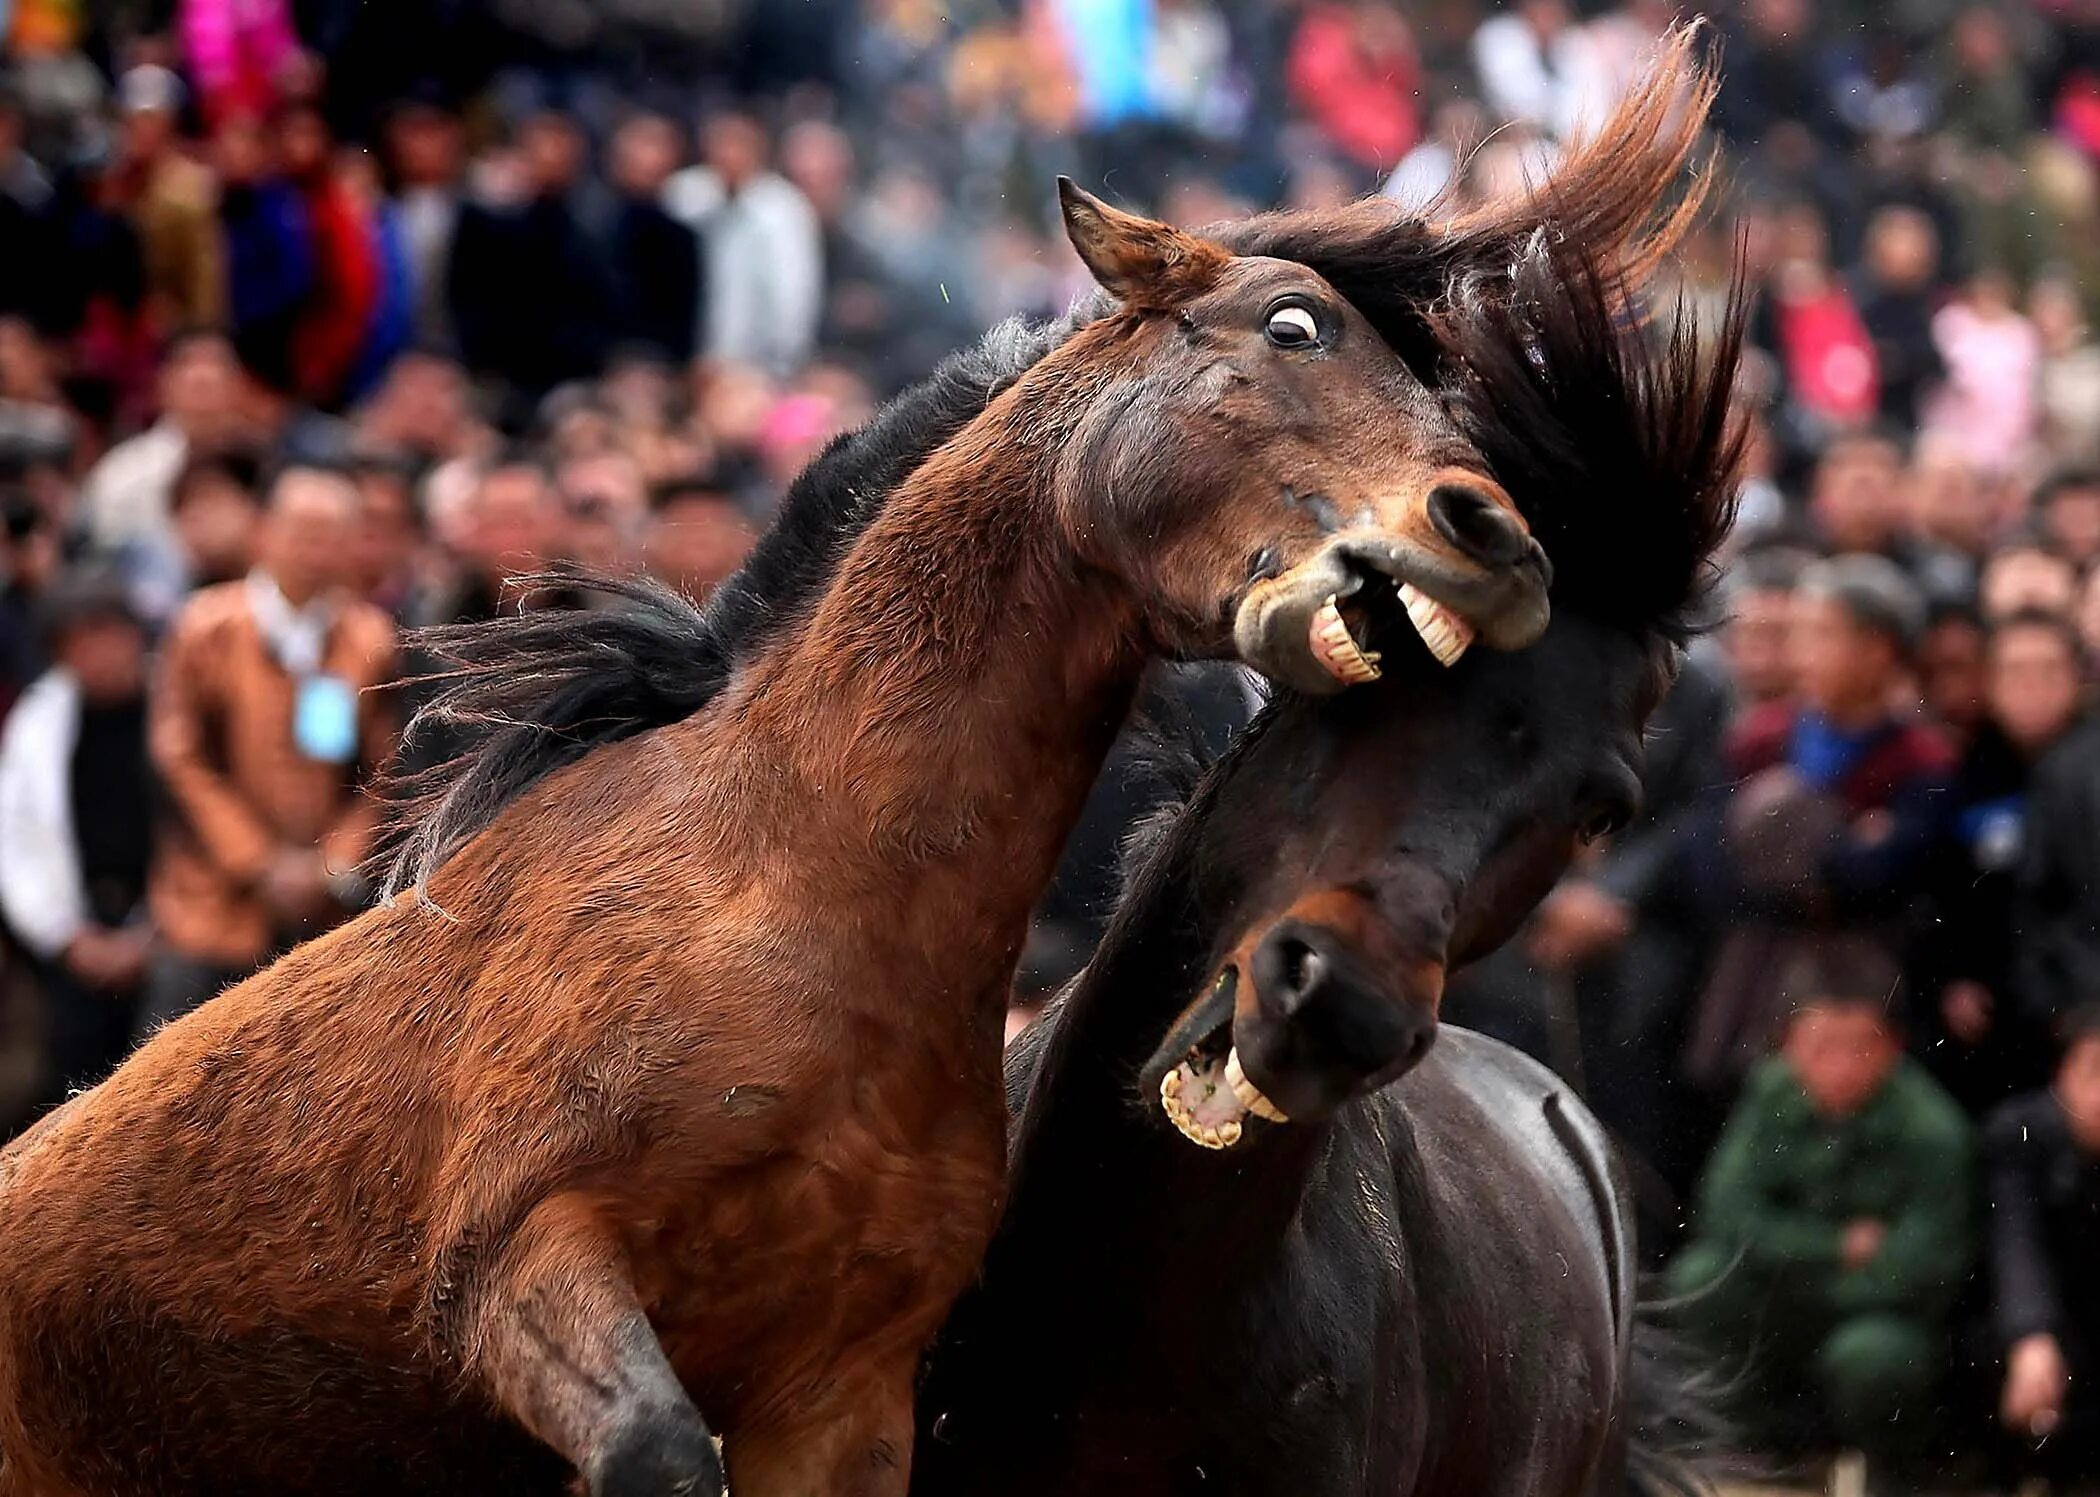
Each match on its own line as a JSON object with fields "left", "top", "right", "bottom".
{"left": 1308, "top": 581, "right": 1475, "bottom": 687}
{"left": 1155, "top": 970, "right": 1290, "bottom": 1150}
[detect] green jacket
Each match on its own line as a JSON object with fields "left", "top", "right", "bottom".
{"left": 1693, "top": 1056, "right": 1977, "bottom": 1317}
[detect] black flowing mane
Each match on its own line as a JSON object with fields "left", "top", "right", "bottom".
{"left": 1435, "top": 231, "right": 1748, "bottom": 643}
{"left": 380, "top": 317, "right": 1056, "bottom": 895}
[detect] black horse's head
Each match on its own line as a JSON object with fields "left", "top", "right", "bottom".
{"left": 1142, "top": 230, "right": 1745, "bottom": 1146}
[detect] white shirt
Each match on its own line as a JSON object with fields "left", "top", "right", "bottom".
{"left": 77, "top": 420, "right": 187, "bottom": 552}
{"left": 0, "top": 669, "right": 89, "bottom": 958}
{"left": 663, "top": 167, "right": 824, "bottom": 378}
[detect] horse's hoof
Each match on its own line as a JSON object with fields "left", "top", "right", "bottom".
{"left": 584, "top": 1408, "right": 726, "bottom": 1497}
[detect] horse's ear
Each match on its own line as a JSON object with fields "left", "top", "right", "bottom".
{"left": 1059, "top": 178, "right": 1227, "bottom": 308}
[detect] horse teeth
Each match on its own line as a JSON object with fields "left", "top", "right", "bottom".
{"left": 1397, "top": 583, "right": 1474, "bottom": 667}
{"left": 1309, "top": 596, "right": 1382, "bottom": 685}
{"left": 1225, "top": 1047, "right": 1291, "bottom": 1123}
{"left": 1160, "top": 1066, "right": 1247, "bottom": 1149}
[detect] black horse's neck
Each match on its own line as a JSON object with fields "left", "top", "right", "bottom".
{"left": 992, "top": 722, "right": 1341, "bottom": 1289}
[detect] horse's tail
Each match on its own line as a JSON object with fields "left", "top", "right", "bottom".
{"left": 1621, "top": 1307, "right": 1742, "bottom": 1497}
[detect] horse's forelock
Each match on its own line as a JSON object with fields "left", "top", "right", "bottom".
{"left": 1433, "top": 229, "right": 1749, "bottom": 642}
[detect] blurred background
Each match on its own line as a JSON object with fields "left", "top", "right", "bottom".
{"left": 2, "top": 0, "right": 2100, "bottom": 1491}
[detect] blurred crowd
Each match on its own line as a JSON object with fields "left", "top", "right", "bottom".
{"left": 2, "top": 0, "right": 2100, "bottom": 1488}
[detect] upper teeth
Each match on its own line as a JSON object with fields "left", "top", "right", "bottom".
{"left": 1225, "top": 1047, "right": 1289, "bottom": 1122}
{"left": 1398, "top": 583, "right": 1474, "bottom": 667}
{"left": 1310, "top": 595, "right": 1381, "bottom": 684}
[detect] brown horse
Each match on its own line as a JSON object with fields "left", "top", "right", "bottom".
{"left": 0, "top": 189, "right": 1557, "bottom": 1492}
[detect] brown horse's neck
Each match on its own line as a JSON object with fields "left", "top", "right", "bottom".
{"left": 727, "top": 363, "right": 1147, "bottom": 964}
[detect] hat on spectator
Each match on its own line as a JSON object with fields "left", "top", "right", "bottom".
{"left": 116, "top": 65, "right": 184, "bottom": 118}
{"left": 36, "top": 567, "right": 144, "bottom": 648}
{"left": 1798, "top": 552, "right": 1926, "bottom": 655}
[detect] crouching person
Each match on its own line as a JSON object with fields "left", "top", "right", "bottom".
{"left": 1668, "top": 935, "right": 1976, "bottom": 1469}
{"left": 1985, "top": 1005, "right": 2100, "bottom": 1481}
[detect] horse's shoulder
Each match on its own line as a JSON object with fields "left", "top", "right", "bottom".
{"left": 1406, "top": 1028, "right": 1632, "bottom": 1335}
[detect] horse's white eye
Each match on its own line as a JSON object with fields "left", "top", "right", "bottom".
{"left": 1265, "top": 305, "right": 1320, "bottom": 347}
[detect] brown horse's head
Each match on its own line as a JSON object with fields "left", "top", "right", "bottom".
{"left": 1143, "top": 222, "right": 1745, "bottom": 1148}
{"left": 1047, "top": 180, "right": 1549, "bottom": 694}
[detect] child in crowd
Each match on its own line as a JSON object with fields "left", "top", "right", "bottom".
{"left": 1670, "top": 936, "right": 1975, "bottom": 1470}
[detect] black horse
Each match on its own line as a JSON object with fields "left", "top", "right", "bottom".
{"left": 911, "top": 213, "right": 1746, "bottom": 1497}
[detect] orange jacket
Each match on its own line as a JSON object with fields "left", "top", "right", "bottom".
{"left": 148, "top": 580, "right": 397, "bottom": 964}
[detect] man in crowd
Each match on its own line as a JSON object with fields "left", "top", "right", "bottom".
{"left": 1684, "top": 554, "right": 1954, "bottom": 1087}
{"left": 646, "top": 470, "right": 753, "bottom": 601}
{"left": 1986, "top": 1007, "right": 2100, "bottom": 1478}
{"left": 1914, "top": 611, "right": 2089, "bottom": 1111}
{"left": 0, "top": 573, "right": 155, "bottom": 1105}
{"left": 111, "top": 64, "right": 223, "bottom": 334}
{"left": 1670, "top": 937, "right": 1975, "bottom": 1469}
{"left": 665, "top": 111, "right": 823, "bottom": 379}
{"left": 1719, "top": 545, "right": 1809, "bottom": 709}
{"left": 76, "top": 329, "right": 245, "bottom": 554}
{"left": 145, "top": 463, "right": 397, "bottom": 1030}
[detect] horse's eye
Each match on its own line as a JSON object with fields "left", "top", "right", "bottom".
{"left": 1265, "top": 305, "right": 1320, "bottom": 348}
{"left": 1579, "top": 807, "right": 1628, "bottom": 846}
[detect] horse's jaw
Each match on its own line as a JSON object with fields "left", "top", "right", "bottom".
{"left": 1148, "top": 969, "right": 1289, "bottom": 1151}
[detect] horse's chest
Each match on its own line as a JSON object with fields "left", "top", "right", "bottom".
{"left": 650, "top": 1064, "right": 1008, "bottom": 1402}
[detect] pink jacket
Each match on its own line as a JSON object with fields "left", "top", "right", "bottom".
{"left": 180, "top": 0, "right": 301, "bottom": 125}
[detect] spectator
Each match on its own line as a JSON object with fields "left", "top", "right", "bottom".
{"left": 665, "top": 112, "right": 823, "bottom": 379}
{"left": 0, "top": 81, "right": 62, "bottom": 336}
{"left": 2017, "top": 697, "right": 2100, "bottom": 1038}
{"left": 1802, "top": 430, "right": 1913, "bottom": 567}
{"left": 345, "top": 454, "right": 424, "bottom": 619}
{"left": 144, "top": 462, "right": 396, "bottom": 1030}
{"left": 1756, "top": 205, "right": 1881, "bottom": 440}
{"left": 1914, "top": 611, "right": 2088, "bottom": 1112}
{"left": 75, "top": 328, "right": 245, "bottom": 553}
{"left": 110, "top": 65, "right": 225, "bottom": 335}
{"left": 1287, "top": 1, "right": 1423, "bottom": 176}
{"left": 1907, "top": 452, "right": 1994, "bottom": 601}
{"left": 604, "top": 114, "right": 701, "bottom": 367}
{"left": 1669, "top": 937, "right": 1975, "bottom": 1469}
{"left": 1471, "top": 0, "right": 1606, "bottom": 140}
{"left": 646, "top": 471, "right": 754, "bottom": 602}
{"left": 350, "top": 347, "right": 488, "bottom": 468}
{"left": 2031, "top": 273, "right": 2100, "bottom": 464}
{"left": 381, "top": 101, "right": 465, "bottom": 352}
{"left": 553, "top": 450, "right": 645, "bottom": 577}
{"left": 124, "top": 443, "right": 264, "bottom": 623}
{"left": 1851, "top": 205, "right": 1944, "bottom": 431}
{"left": 278, "top": 104, "right": 380, "bottom": 409}
{"left": 1984, "top": 1007, "right": 2100, "bottom": 1476}
{"left": 211, "top": 107, "right": 312, "bottom": 392}
{"left": 2033, "top": 466, "right": 2100, "bottom": 571}
{"left": 0, "top": 572, "right": 155, "bottom": 1103}
{"left": 178, "top": 0, "right": 305, "bottom": 129}
{"left": 1721, "top": 546, "right": 1810, "bottom": 709}
{"left": 1979, "top": 541, "right": 2079, "bottom": 624}
{"left": 1685, "top": 555, "right": 1954, "bottom": 1088}
{"left": 449, "top": 113, "right": 616, "bottom": 410}
{"left": 1916, "top": 600, "right": 1988, "bottom": 750}
{"left": 1922, "top": 266, "right": 2041, "bottom": 476}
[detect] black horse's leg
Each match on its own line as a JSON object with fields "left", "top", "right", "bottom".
{"left": 471, "top": 1193, "right": 724, "bottom": 1497}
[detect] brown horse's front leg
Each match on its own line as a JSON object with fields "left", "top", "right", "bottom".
{"left": 725, "top": 1358, "right": 915, "bottom": 1497}
{"left": 470, "top": 1193, "right": 724, "bottom": 1497}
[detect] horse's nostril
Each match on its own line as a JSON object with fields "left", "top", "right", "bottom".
{"left": 1427, "top": 483, "right": 1531, "bottom": 569}
{"left": 1277, "top": 937, "right": 1325, "bottom": 999}
{"left": 1253, "top": 933, "right": 1330, "bottom": 1012}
